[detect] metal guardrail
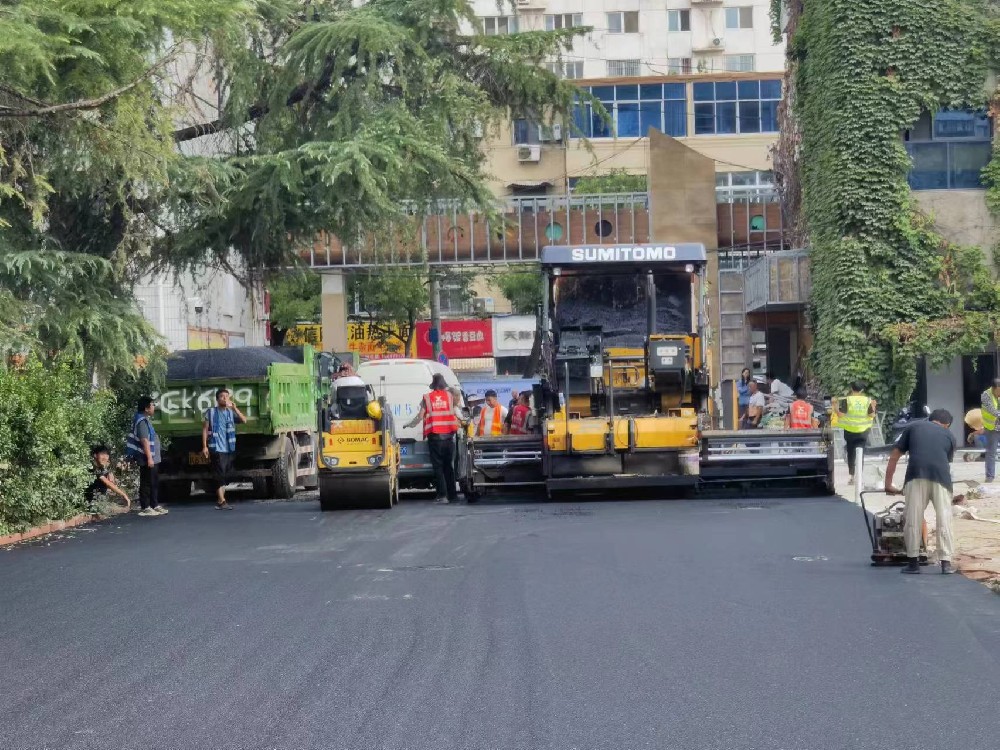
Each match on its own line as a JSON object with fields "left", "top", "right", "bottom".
{"left": 744, "top": 248, "right": 810, "bottom": 312}
{"left": 303, "top": 187, "right": 785, "bottom": 268}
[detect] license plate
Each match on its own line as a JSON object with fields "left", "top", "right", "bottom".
{"left": 400, "top": 445, "right": 409, "bottom": 456}
{"left": 188, "top": 452, "right": 210, "bottom": 466}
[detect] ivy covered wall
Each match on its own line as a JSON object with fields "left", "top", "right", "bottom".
{"left": 775, "top": 0, "right": 1000, "bottom": 408}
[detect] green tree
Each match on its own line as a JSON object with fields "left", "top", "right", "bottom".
{"left": 2, "top": 0, "right": 587, "bottom": 370}
{"left": 573, "top": 168, "right": 646, "bottom": 195}
{"left": 495, "top": 267, "right": 543, "bottom": 315}
{"left": 268, "top": 270, "right": 322, "bottom": 334}
{"left": 351, "top": 268, "right": 429, "bottom": 354}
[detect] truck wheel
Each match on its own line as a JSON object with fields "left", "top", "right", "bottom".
{"left": 271, "top": 437, "right": 296, "bottom": 499}
{"left": 251, "top": 477, "right": 269, "bottom": 497}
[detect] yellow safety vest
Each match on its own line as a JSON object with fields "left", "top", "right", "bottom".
{"left": 983, "top": 391, "right": 999, "bottom": 432}
{"left": 839, "top": 394, "right": 873, "bottom": 433}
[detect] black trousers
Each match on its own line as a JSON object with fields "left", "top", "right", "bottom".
{"left": 844, "top": 430, "right": 869, "bottom": 477}
{"left": 139, "top": 464, "right": 160, "bottom": 509}
{"left": 427, "top": 433, "right": 458, "bottom": 500}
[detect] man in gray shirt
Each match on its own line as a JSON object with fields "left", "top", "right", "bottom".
{"left": 884, "top": 409, "right": 957, "bottom": 574}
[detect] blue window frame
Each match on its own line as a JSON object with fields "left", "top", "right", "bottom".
{"left": 905, "top": 109, "right": 992, "bottom": 190}
{"left": 571, "top": 83, "right": 687, "bottom": 139}
{"left": 694, "top": 79, "right": 782, "bottom": 135}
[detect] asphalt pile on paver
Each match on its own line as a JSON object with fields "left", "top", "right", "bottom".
{"left": 555, "top": 274, "right": 690, "bottom": 348}
{"left": 166, "top": 346, "right": 303, "bottom": 380}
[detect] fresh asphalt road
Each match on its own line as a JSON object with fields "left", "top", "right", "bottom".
{"left": 3, "top": 492, "right": 1000, "bottom": 750}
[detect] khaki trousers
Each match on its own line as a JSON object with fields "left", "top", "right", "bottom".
{"left": 904, "top": 479, "right": 954, "bottom": 561}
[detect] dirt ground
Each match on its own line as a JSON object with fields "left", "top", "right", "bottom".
{"left": 844, "top": 454, "right": 1000, "bottom": 590}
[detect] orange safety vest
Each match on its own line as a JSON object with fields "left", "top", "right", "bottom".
{"left": 510, "top": 404, "right": 530, "bottom": 435}
{"left": 788, "top": 400, "right": 813, "bottom": 429}
{"left": 423, "top": 389, "right": 459, "bottom": 437}
{"left": 477, "top": 404, "right": 504, "bottom": 436}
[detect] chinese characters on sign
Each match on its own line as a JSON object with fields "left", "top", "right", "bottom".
{"left": 347, "top": 321, "right": 414, "bottom": 359}
{"left": 284, "top": 324, "right": 323, "bottom": 347}
{"left": 415, "top": 320, "right": 493, "bottom": 359}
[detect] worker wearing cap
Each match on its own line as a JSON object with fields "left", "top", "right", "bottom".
{"left": 834, "top": 381, "right": 876, "bottom": 486}
{"left": 980, "top": 378, "right": 1000, "bottom": 482}
{"left": 475, "top": 389, "right": 508, "bottom": 436}
{"left": 404, "top": 374, "right": 466, "bottom": 504}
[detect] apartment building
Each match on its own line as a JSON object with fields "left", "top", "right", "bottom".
{"left": 469, "top": 0, "right": 785, "bottom": 197}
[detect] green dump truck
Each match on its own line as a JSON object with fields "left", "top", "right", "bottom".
{"left": 154, "top": 346, "right": 331, "bottom": 500}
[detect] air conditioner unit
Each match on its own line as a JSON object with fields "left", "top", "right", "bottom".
{"left": 473, "top": 297, "right": 496, "bottom": 314}
{"left": 713, "top": 37, "right": 724, "bottom": 47}
{"left": 537, "top": 123, "right": 563, "bottom": 142}
{"left": 517, "top": 145, "right": 542, "bottom": 162}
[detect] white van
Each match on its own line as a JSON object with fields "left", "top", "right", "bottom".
{"left": 357, "top": 359, "right": 468, "bottom": 485}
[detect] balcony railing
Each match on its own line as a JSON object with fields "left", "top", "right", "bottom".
{"left": 744, "top": 249, "right": 810, "bottom": 313}
{"left": 302, "top": 187, "right": 785, "bottom": 268}
{"left": 905, "top": 140, "right": 992, "bottom": 191}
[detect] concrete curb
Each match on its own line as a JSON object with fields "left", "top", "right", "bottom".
{"left": 0, "top": 512, "right": 103, "bottom": 547}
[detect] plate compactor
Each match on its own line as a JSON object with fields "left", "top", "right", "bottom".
{"left": 318, "top": 384, "right": 400, "bottom": 511}
{"left": 859, "top": 492, "right": 928, "bottom": 566}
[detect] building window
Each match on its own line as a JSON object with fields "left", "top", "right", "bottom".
{"left": 545, "top": 13, "right": 583, "bottom": 30}
{"left": 482, "top": 16, "right": 517, "bottom": 35}
{"left": 513, "top": 118, "right": 542, "bottom": 145}
{"left": 546, "top": 61, "right": 585, "bottom": 79}
{"left": 693, "top": 79, "right": 781, "bottom": 135}
{"left": 667, "top": 58, "right": 692, "bottom": 74}
{"left": 667, "top": 9, "right": 690, "bottom": 32}
{"left": 724, "top": 54, "right": 755, "bottom": 72}
{"left": 715, "top": 170, "right": 774, "bottom": 201}
{"left": 905, "top": 109, "right": 992, "bottom": 190}
{"left": 572, "top": 82, "right": 687, "bottom": 139}
{"left": 607, "top": 59, "right": 642, "bottom": 77}
{"left": 725, "top": 7, "right": 753, "bottom": 29}
{"left": 439, "top": 284, "right": 470, "bottom": 315}
{"left": 607, "top": 11, "right": 639, "bottom": 34}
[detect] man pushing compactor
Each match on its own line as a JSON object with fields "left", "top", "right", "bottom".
{"left": 883, "top": 409, "right": 958, "bottom": 575}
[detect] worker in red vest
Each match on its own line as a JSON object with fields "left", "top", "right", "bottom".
{"left": 404, "top": 374, "right": 465, "bottom": 504}
{"left": 475, "top": 389, "right": 507, "bottom": 436}
{"left": 509, "top": 393, "right": 532, "bottom": 435}
{"left": 785, "top": 389, "right": 819, "bottom": 429}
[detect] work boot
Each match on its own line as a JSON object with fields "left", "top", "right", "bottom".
{"left": 901, "top": 558, "right": 921, "bottom": 574}
{"left": 941, "top": 560, "right": 957, "bottom": 575}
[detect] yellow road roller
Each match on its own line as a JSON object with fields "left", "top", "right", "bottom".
{"left": 319, "top": 383, "right": 400, "bottom": 511}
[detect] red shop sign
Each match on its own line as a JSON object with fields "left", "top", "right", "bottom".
{"left": 415, "top": 320, "right": 493, "bottom": 359}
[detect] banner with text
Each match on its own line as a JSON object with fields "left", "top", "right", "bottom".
{"left": 347, "top": 320, "right": 414, "bottom": 359}
{"left": 415, "top": 319, "right": 493, "bottom": 359}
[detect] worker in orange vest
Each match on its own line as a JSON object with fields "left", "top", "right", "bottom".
{"left": 785, "top": 389, "right": 819, "bottom": 429}
{"left": 404, "top": 374, "right": 466, "bottom": 503}
{"left": 475, "top": 389, "right": 508, "bottom": 436}
{"left": 509, "top": 393, "right": 532, "bottom": 435}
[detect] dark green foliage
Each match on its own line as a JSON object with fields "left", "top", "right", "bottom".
{"left": 780, "top": 0, "right": 1000, "bottom": 407}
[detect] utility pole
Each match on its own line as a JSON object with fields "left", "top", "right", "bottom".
{"left": 429, "top": 269, "right": 442, "bottom": 361}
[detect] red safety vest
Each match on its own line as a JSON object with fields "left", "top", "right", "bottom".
{"left": 510, "top": 404, "right": 530, "bottom": 435}
{"left": 788, "top": 400, "right": 813, "bottom": 429}
{"left": 477, "top": 405, "right": 504, "bottom": 436}
{"left": 423, "top": 389, "right": 459, "bottom": 437}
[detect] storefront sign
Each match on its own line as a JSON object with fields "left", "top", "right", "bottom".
{"left": 540, "top": 243, "right": 706, "bottom": 265}
{"left": 493, "top": 315, "right": 536, "bottom": 353}
{"left": 187, "top": 328, "right": 229, "bottom": 350}
{"left": 415, "top": 320, "right": 492, "bottom": 359}
{"left": 284, "top": 324, "right": 323, "bottom": 347}
{"left": 347, "top": 320, "right": 414, "bottom": 359}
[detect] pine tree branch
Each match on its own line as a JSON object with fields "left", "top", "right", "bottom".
{"left": 0, "top": 50, "right": 178, "bottom": 119}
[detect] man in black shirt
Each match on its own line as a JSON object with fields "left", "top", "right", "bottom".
{"left": 884, "top": 409, "right": 957, "bottom": 575}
